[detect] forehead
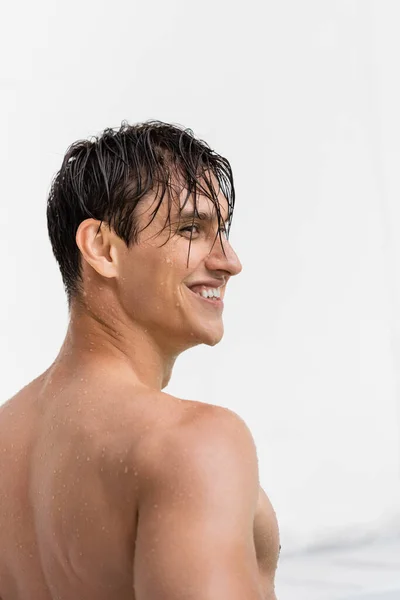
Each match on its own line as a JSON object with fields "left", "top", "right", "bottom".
{"left": 177, "top": 192, "right": 230, "bottom": 222}
{"left": 140, "top": 172, "right": 231, "bottom": 228}
{"left": 176, "top": 170, "right": 230, "bottom": 221}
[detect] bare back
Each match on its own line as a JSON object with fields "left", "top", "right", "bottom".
{"left": 0, "top": 367, "right": 280, "bottom": 599}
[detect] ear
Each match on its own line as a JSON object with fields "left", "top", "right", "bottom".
{"left": 75, "top": 219, "right": 119, "bottom": 279}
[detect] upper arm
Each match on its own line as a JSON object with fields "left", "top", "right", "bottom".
{"left": 133, "top": 407, "right": 263, "bottom": 600}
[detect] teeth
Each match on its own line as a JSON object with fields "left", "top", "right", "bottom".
{"left": 200, "top": 288, "right": 220, "bottom": 299}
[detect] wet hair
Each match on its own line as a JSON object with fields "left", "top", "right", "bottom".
{"left": 46, "top": 120, "right": 235, "bottom": 308}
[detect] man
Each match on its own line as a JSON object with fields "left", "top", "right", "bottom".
{"left": 0, "top": 121, "right": 280, "bottom": 599}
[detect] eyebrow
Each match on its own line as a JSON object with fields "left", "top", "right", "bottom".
{"left": 179, "top": 209, "right": 230, "bottom": 226}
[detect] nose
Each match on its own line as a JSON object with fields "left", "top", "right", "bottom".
{"left": 205, "top": 235, "right": 242, "bottom": 277}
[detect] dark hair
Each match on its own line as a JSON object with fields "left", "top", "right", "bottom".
{"left": 47, "top": 120, "right": 235, "bottom": 307}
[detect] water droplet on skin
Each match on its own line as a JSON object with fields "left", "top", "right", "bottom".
{"left": 124, "top": 466, "right": 128, "bottom": 474}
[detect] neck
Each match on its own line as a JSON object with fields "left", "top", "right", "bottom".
{"left": 54, "top": 298, "right": 177, "bottom": 391}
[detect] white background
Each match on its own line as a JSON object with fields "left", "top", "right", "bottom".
{"left": 1, "top": 0, "right": 400, "bottom": 555}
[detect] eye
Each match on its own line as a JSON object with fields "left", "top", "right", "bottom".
{"left": 179, "top": 224, "right": 228, "bottom": 238}
{"left": 180, "top": 224, "right": 200, "bottom": 235}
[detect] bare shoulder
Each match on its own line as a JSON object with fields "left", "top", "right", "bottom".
{"left": 138, "top": 397, "right": 259, "bottom": 499}
{"left": 142, "top": 394, "right": 256, "bottom": 453}
{"left": 160, "top": 394, "right": 255, "bottom": 436}
{"left": 133, "top": 399, "right": 264, "bottom": 599}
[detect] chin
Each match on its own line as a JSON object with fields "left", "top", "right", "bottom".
{"left": 194, "top": 324, "right": 224, "bottom": 347}
{"left": 175, "top": 316, "right": 224, "bottom": 349}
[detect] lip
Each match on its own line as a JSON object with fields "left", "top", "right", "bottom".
{"left": 187, "top": 280, "right": 225, "bottom": 289}
{"left": 185, "top": 286, "right": 224, "bottom": 310}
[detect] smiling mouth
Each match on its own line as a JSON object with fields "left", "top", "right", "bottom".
{"left": 185, "top": 286, "right": 224, "bottom": 308}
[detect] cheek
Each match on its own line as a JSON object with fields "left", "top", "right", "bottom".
{"left": 118, "top": 244, "right": 189, "bottom": 309}
{"left": 130, "top": 263, "right": 177, "bottom": 308}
